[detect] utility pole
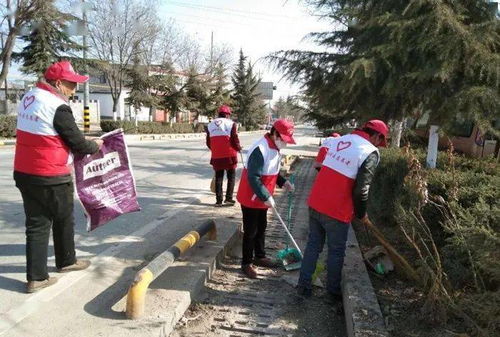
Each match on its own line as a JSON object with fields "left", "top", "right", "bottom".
{"left": 210, "top": 31, "right": 213, "bottom": 72}
{"left": 0, "top": 33, "right": 8, "bottom": 115}
{"left": 82, "top": 0, "right": 90, "bottom": 133}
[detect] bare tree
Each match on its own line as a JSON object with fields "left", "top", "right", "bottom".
{"left": 86, "top": 0, "right": 159, "bottom": 118}
{"left": 0, "top": 0, "right": 44, "bottom": 84}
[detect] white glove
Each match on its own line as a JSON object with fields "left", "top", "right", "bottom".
{"left": 264, "top": 196, "right": 275, "bottom": 208}
{"left": 284, "top": 180, "right": 295, "bottom": 193}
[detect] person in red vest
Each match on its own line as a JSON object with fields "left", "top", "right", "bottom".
{"left": 313, "top": 132, "right": 341, "bottom": 171}
{"left": 206, "top": 105, "right": 242, "bottom": 206}
{"left": 14, "top": 60, "right": 103, "bottom": 293}
{"left": 236, "top": 119, "right": 296, "bottom": 279}
{"left": 297, "top": 120, "right": 389, "bottom": 302}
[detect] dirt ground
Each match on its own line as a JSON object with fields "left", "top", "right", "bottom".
{"left": 171, "top": 257, "right": 346, "bottom": 337}
{"left": 172, "top": 158, "right": 346, "bottom": 337}
{"left": 353, "top": 222, "right": 471, "bottom": 337}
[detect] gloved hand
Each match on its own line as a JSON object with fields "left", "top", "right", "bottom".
{"left": 284, "top": 180, "right": 295, "bottom": 193}
{"left": 264, "top": 196, "right": 276, "bottom": 208}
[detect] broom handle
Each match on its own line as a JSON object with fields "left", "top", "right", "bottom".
{"left": 364, "top": 218, "right": 419, "bottom": 282}
{"left": 272, "top": 205, "right": 303, "bottom": 258}
{"left": 239, "top": 151, "right": 245, "bottom": 169}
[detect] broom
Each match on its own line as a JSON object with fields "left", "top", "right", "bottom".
{"left": 275, "top": 175, "right": 303, "bottom": 270}
{"left": 272, "top": 204, "right": 303, "bottom": 270}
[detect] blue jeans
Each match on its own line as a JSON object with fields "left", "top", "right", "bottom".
{"left": 298, "top": 208, "right": 350, "bottom": 295}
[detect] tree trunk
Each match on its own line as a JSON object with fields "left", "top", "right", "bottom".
{"left": 426, "top": 125, "right": 439, "bottom": 168}
{"left": 391, "top": 118, "right": 404, "bottom": 148}
{"left": 112, "top": 98, "right": 118, "bottom": 121}
{"left": 0, "top": 30, "right": 18, "bottom": 85}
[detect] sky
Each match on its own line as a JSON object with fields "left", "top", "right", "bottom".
{"left": 7, "top": 0, "right": 332, "bottom": 103}
{"left": 160, "top": 0, "right": 331, "bottom": 102}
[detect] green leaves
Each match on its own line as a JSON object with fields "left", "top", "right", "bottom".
{"left": 270, "top": 0, "right": 499, "bottom": 132}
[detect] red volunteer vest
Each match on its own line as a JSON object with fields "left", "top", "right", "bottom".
{"left": 315, "top": 136, "right": 337, "bottom": 164}
{"left": 237, "top": 135, "right": 281, "bottom": 209}
{"left": 308, "top": 132, "right": 379, "bottom": 223}
{"left": 14, "top": 86, "right": 72, "bottom": 176}
{"left": 207, "top": 118, "right": 237, "bottom": 159}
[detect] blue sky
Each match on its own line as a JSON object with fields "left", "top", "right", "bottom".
{"left": 8, "top": 0, "right": 332, "bottom": 102}
{"left": 160, "top": 0, "right": 331, "bottom": 100}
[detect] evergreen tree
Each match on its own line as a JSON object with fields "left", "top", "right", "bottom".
{"left": 270, "top": 0, "right": 500, "bottom": 145}
{"left": 273, "top": 96, "right": 306, "bottom": 122}
{"left": 185, "top": 66, "right": 211, "bottom": 120}
{"left": 231, "top": 49, "right": 265, "bottom": 129}
{"left": 126, "top": 50, "right": 153, "bottom": 115}
{"left": 13, "top": 0, "right": 83, "bottom": 77}
{"left": 207, "top": 62, "right": 231, "bottom": 117}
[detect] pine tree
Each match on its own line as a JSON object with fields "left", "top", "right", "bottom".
{"left": 185, "top": 66, "right": 211, "bottom": 120}
{"left": 270, "top": 0, "right": 500, "bottom": 144}
{"left": 125, "top": 49, "right": 156, "bottom": 120}
{"left": 13, "top": 0, "right": 83, "bottom": 77}
{"left": 207, "top": 62, "right": 231, "bottom": 117}
{"left": 231, "top": 49, "right": 265, "bottom": 129}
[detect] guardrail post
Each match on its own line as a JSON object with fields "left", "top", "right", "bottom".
{"left": 125, "top": 219, "right": 216, "bottom": 319}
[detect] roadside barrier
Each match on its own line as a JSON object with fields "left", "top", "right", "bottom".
{"left": 125, "top": 219, "right": 217, "bottom": 319}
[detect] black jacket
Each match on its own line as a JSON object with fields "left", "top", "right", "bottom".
{"left": 352, "top": 151, "right": 379, "bottom": 219}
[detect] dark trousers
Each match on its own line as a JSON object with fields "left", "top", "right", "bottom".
{"left": 17, "top": 183, "right": 77, "bottom": 281}
{"left": 241, "top": 205, "right": 268, "bottom": 265}
{"left": 298, "top": 208, "right": 349, "bottom": 295}
{"left": 215, "top": 169, "right": 235, "bottom": 204}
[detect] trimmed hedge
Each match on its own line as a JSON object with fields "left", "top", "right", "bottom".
{"left": 100, "top": 121, "right": 206, "bottom": 134}
{"left": 0, "top": 115, "right": 16, "bottom": 138}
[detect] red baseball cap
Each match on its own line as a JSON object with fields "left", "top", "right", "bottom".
{"left": 362, "top": 119, "right": 389, "bottom": 147}
{"left": 44, "top": 61, "right": 89, "bottom": 83}
{"left": 273, "top": 119, "right": 296, "bottom": 144}
{"left": 218, "top": 105, "right": 231, "bottom": 115}
{"left": 331, "top": 132, "right": 341, "bottom": 138}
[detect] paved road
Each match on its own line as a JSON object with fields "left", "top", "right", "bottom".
{"left": 0, "top": 126, "right": 319, "bottom": 336}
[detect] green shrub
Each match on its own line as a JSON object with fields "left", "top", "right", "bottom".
{"left": 0, "top": 115, "right": 16, "bottom": 138}
{"left": 100, "top": 121, "right": 205, "bottom": 134}
{"left": 368, "top": 147, "right": 499, "bottom": 334}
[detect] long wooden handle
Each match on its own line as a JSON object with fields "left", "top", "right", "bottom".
{"left": 364, "top": 219, "right": 419, "bottom": 282}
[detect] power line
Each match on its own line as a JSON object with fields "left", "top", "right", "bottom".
{"left": 167, "top": 1, "right": 302, "bottom": 21}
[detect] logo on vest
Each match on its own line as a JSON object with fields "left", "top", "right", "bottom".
{"left": 83, "top": 152, "right": 121, "bottom": 180}
{"left": 337, "top": 141, "right": 351, "bottom": 151}
{"left": 23, "top": 95, "right": 35, "bottom": 110}
{"left": 215, "top": 120, "right": 223, "bottom": 127}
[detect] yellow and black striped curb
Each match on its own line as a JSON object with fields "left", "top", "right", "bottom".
{"left": 125, "top": 219, "right": 217, "bottom": 319}
{"left": 0, "top": 140, "right": 15, "bottom": 146}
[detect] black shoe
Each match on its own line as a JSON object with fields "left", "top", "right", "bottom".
{"left": 296, "top": 285, "right": 312, "bottom": 298}
{"left": 326, "top": 292, "right": 343, "bottom": 304}
{"left": 326, "top": 292, "right": 344, "bottom": 314}
{"left": 214, "top": 202, "right": 223, "bottom": 207}
{"left": 224, "top": 199, "right": 236, "bottom": 205}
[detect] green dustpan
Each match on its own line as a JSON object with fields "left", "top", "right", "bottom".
{"left": 272, "top": 205, "right": 303, "bottom": 271}
{"left": 277, "top": 247, "right": 302, "bottom": 271}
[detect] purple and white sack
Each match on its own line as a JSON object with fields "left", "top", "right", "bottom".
{"left": 74, "top": 129, "right": 140, "bottom": 231}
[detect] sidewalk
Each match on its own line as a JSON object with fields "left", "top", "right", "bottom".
{"left": 172, "top": 158, "right": 347, "bottom": 337}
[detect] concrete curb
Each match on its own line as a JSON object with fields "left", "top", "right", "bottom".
{"left": 124, "top": 130, "right": 263, "bottom": 142}
{"left": 0, "top": 139, "right": 15, "bottom": 146}
{"left": 141, "top": 218, "right": 241, "bottom": 337}
{"left": 342, "top": 227, "right": 389, "bottom": 337}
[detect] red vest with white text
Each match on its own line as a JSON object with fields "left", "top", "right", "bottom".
{"left": 237, "top": 136, "right": 281, "bottom": 209}
{"left": 308, "top": 133, "right": 379, "bottom": 222}
{"left": 14, "top": 87, "right": 72, "bottom": 176}
{"left": 315, "top": 136, "right": 337, "bottom": 164}
{"left": 207, "top": 117, "right": 237, "bottom": 159}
